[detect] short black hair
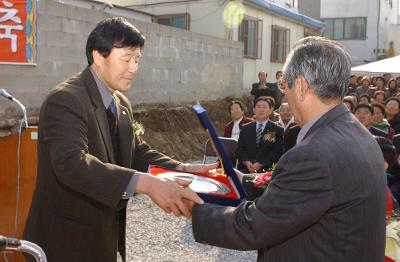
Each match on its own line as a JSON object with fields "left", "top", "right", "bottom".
{"left": 359, "top": 94, "right": 372, "bottom": 103}
{"left": 375, "top": 76, "right": 386, "bottom": 84}
{"left": 254, "top": 96, "right": 273, "bottom": 109}
{"left": 86, "top": 17, "right": 145, "bottom": 65}
{"left": 354, "top": 103, "right": 374, "bottom": 115}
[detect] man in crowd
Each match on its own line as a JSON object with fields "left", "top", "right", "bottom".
{"left": 347, "top": 74, "right": 358, "bottom": 94}
{"left": 277, "top": 102, "right": 295, "bottom": 131}
{"left": 23, "top": 17, "right": 216, "bottom": 262}
{"left": 191, "top": 36, "right": 387, "bottom": 261}
{"left": 250, "top": 70, "right": 279, "bottom": 108}
{"left": 236, "top": 96, "right": 284, "bottom": 173}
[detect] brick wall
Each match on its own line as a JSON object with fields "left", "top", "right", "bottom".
{"left": 0, "top": 0, "right": 244, "bottom": 129}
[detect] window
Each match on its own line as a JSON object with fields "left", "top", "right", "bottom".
{"left": 239, "top": 16, "right": 262, "bottom": 59}
{"left": 322, "top": 17, "right": 367, "bottom": 40}
{"left": 271, "top": 25, "right": 290, "bottom": 63}
{"left": 286, "top": 0, "right": 298, "bottom": 8}
{"left": 153, "top": 13, "right": 190, "bottom": 30}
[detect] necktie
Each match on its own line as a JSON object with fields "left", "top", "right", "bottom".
{"left": 106, "top": 100, "right": 119, "bottom": 163}
{"left": 256, "top": 123, "right": 264, "bottom": 145}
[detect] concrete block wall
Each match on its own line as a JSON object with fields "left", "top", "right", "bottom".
{"left": 0, "top": 0, "right": 244, "bottom": 124}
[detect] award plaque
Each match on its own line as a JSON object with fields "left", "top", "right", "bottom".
{"left": 148, "top": 104, "right": 247, "bottom": 206}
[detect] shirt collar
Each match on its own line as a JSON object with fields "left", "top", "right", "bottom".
{"left": 296, "top": 113, "right": 325, "bottom": 144}
{"left": 233, "top": 116, "right": 243, "bottom": 124}
{"left": 256, "top": 120, "right": 269, "bottom": 129}
{"left": 90, "top": 68, "right": 114, "bottom": 109}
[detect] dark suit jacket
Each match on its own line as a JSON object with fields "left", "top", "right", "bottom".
{"left": 23, "top": 67, "right": 180, "bottom": 262}
{"left": 192, "top": 104, "right": 387, "bottom": 262}
{"left": 283, "top": 124, "right": 301, "bottom": 153}
{"left": 251, "top": 82, "right": 281, "bottom": 109}
{"left": 223, "top": 117, "right": 254, "bottom": 138}
{"left": 236, "top": 121, "right": 283, "bottom": 172}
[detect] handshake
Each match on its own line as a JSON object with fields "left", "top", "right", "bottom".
{"left": 135, "top": 162, "right": 243, "bottom": 218}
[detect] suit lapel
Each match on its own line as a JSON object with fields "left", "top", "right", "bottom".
{"left": 82, "top": 67, "right": 116, "bottom": 163}
{"left": 115, "top": 94, "right": 133, "bottom": 168}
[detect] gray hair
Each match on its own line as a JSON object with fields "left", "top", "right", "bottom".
{"left": 282, "top": 36, "right": 351, "bottom": 101}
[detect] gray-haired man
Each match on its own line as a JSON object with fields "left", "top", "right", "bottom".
{"left": 190, "top": 36, "right": 387, "bottom": 262}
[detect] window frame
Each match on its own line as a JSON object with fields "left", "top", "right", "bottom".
{"left": 270, "top": 25, "right": 290, "bottom": 64}
{"left": 239, "top": 16, "right": 262, "bottom": 59}
{"left": 152, "top": 13, "right": 190, "bottom": 30}
{"left": 322, "top": 17, "right": 367, "bottom": 40}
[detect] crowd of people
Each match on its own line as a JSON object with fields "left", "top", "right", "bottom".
{"left": 223, "top": 71, "right": 400, "bottom": 204}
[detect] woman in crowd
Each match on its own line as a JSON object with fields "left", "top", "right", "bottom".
{"left": 359, "top": 94, "right": 372, "bottom": 104}
{"left": 372, "top": 103, "right": 395, "bottom": 140}
{"left": 386, "top": 97, "right": 400, "bottom": 134}
{"left": 373, "top": 91, "right": 386, "bottom": 105}
{"left": 223, "top": 100, "right": 253, "bottom": 140}
{"left": 374, "top": 76, "right": 387, "bottom": 92}
{"left": 387, "top": 79, "right": 399, "bottom": 98}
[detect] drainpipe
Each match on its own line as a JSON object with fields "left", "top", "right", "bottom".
{"left": 376, "top": 0, "right": 381, "bottom": 60}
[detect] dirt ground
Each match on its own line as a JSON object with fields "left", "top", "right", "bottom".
{"left": 132, "top": 95, "right": 254, "bottom": 162}
{"left": 0, "top": 95, "right": 254, "bottom": 162}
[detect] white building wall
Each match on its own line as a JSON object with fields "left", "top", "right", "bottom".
{"left": 320, "top": 0, "right": 398, "bottom": 64}
{"left": 242, "top": 5, "right": 307, "bottom": 89}
{"left": 111, "top": 0, "right": 227, "bottom": 38}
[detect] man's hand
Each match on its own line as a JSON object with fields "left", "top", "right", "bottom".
{"left": 252, "top": 162, "right": 262, "bottom": 172}
{"left": 136, "top": 173, "right": 204, "bottom": 218}
{"left": 244, "top": 161, "right": 254, "bottom": 173}
{"left": 258, "top": 82, "right": 266, "bottom": 90}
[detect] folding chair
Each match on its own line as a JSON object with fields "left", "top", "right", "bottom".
{"left": 202, "top": 137, "right": 238, "bottom": 168}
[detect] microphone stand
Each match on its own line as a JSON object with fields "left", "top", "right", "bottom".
{"left": 1, "top": 236, "right": 47, "bottom": 262}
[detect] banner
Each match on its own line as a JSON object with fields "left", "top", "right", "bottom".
{"left": 0, "top": 0, "right": 37, "bottom": 65}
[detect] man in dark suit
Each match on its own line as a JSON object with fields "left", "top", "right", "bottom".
{"left": 191, "top": 37, "right": 387, "bottom": 261}
{"left": 23, "top": 17, "right": 216, "bottom": 262}
{"left": 250, "top": 70, "right": 279, "bottom": 108}
{"left": 236, "top": 96, "right": 284, "bottom": 173}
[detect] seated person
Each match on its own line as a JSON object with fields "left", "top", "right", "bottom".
{"left": 343, "top": 98, "right": 354, "bottom": 112}
{"left": 223, "top": 100, "right": 254, "bottom": 140}
{"left": 236, "top": 97, "right": 284, "bottom": 174}
{"left": 359, "top": 94, "right": 372, "bottom": 104}
{"left": 375, "top": 136, "right": 400, "bottom": 206}
{"left": 373, "top": 90, "right": 386, "bottom": 105}
{"left": 277, "top": 102, "right": 295, "bottom": 130}
{"left": 354, "top": 103, "right": 388, "bottom": 138}
{"left": 372, "top": 103, "right": 395, "bottom": 140}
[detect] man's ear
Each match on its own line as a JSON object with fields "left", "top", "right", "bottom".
{"left": 297, "top": 75, "right": 309, "bottom": 102}
{"left": 92, "top": 50, "right": 104, "bottom": 67}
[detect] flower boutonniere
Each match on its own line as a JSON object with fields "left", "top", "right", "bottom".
{"left": 263, "top": 131, "right": 276, "bottom": 143}
{"left": 132, "top": 121, "right": 145, "bottom": 136}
